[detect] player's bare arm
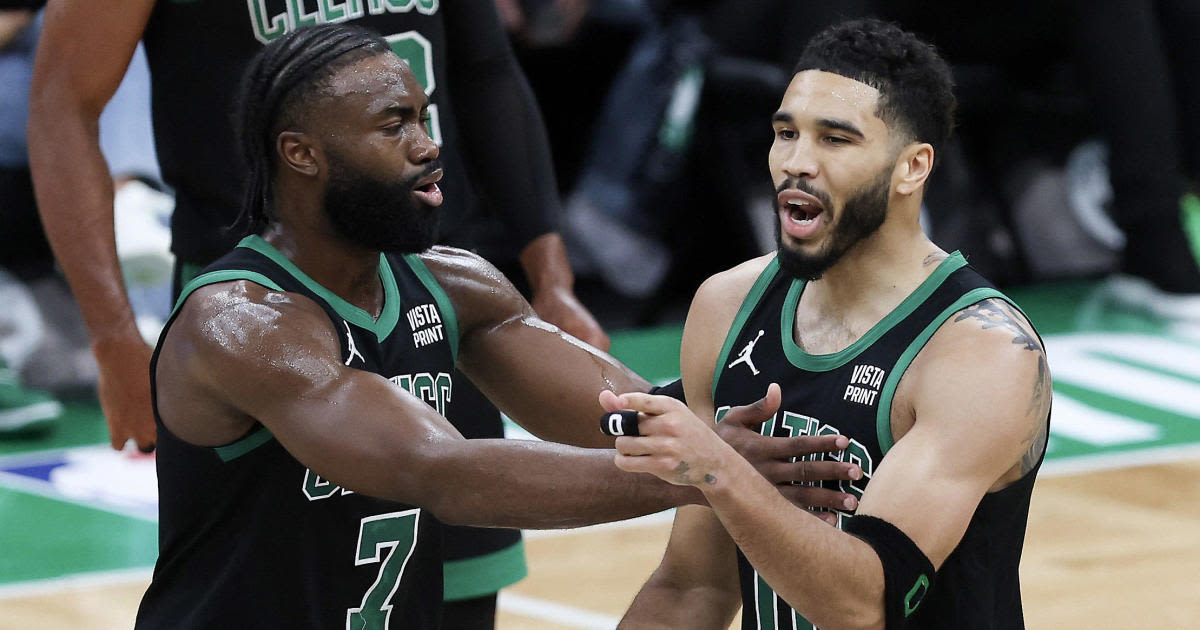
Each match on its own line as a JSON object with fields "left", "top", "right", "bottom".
{"left": 431, "top": 246, "right": 865, "bottom": 500}
{"left": 27, "top": 0, "right": 159, "bottom": 451}
{"left": 612, "top": 295, "right": 1049, "bottom": 630}
{"left": 619, "top": 258, "right": 865, "bottom": 628}
{"left": 421, "top": 245, "right": 645, "bottom": 449}
{"left": 156, "top": 279, "right": 701, "bottom": 530}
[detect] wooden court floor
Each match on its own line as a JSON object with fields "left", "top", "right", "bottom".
{"left": 3, "top": 458, "right": 1198, "bottom": 629}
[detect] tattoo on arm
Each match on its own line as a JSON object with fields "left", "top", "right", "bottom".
{"left": 672, "top": 461, "right": 718, "bottom": 485}
{"left": 674, "top": 460, "right": 692, "bottom": 485}
{"left": 955, "top": 299, "right": 1050, "bottom": 474}
{"left": 1021, "top": 355, "right": 1051, "bottom": 474}
{"left": 953, "top": 299, "right": 1042, "bottom": 352}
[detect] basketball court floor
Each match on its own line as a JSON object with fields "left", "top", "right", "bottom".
{"left": 2, "top": 276, "right": 1199, "bottom": 628}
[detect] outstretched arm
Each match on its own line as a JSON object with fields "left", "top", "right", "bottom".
{"left": 157, "top": 280, "right": 700, "bottom": 530}
{"left": 27, "top": 0, "right": 157, "bottom": 451}
{"left": 612, "top": 298, "right": 1050, "bottom": 630}
{"left": 424, "top": 246, "right": 643, "bottom": 448}
{"left": 429, "top": 245, "right": 863, "bottom": 508}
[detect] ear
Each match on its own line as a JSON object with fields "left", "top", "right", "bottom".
{"left": 894, "top": 143, "right": 934, "bottom": 196}
{"left": 276, "top": 131, "right": 320, "bottom": 178}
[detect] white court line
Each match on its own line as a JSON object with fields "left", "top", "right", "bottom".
{"left": 498, "top": 592, "right": 619, "bottom": 630}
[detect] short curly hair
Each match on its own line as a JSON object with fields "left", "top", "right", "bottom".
{"left": 794, "top": 18, "right": 956, "bottom": 152}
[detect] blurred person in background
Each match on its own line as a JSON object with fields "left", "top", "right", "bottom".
{"left": 549, "top": 0, "right": 871, "bottom": 326}
{"left": 875, "top": 1, "right": 1200, "bottom": 314}
{"left": 0, "top": 4, "right": 61, "bottom": 435}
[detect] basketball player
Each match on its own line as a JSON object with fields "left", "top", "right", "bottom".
{"left": 131, "top": 25, "right": 862, "bottom": 628}
{"left": 609, "top": 19, "right": 1051, "bottom": 629}
{"left": 28, "top": 1, "right": 604, "bottom": 623}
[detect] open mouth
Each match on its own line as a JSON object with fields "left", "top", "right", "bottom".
{"left": 412, "top": 170, "right": 444, "bottom": 207}
{"left": 778, "top": 189, "right": 826, "bottom": 238}
{"left": 786, "top": 198, "right": 823, "bottom": 225}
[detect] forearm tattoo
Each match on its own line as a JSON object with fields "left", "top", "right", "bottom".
{"left": 673, "top": 461, "right": 718, "bottom": 485}
{"left": 954, "top": 299, "right": 1051, "bottom": 473}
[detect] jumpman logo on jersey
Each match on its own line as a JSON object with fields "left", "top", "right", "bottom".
{"left": 343, "top": 321, "right": 365, "bottom": 367}
{"left": 728, "top": 329, "right": 764, "bottom": 376}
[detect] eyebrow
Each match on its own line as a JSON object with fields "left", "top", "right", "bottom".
{"left": 374, "top": 104, "right": 418, "bottom": 118}
{"left": 771, "top": 112, "right": 866, "bottom": 139}
{"left": 816, "top": 117, "right": 865, "bottom": 138}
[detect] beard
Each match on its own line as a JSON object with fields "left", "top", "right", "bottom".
{"left": 323, "top": 156, "right": 443, "bottom": 254}
{"left": 774, "top": 167, "right": 891, "bottom": 281}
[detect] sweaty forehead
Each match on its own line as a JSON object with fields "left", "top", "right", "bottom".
{"left": 778, "top": 70, "right": 884, "bottom": 130}
{"left": 325, "top": 53, "right": 420, "bottom": 108}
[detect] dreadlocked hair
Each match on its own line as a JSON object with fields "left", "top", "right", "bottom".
{"left": 794, "top": 18, "right": 956, "bottom": 154}
{"left": 232, "top": 23, "right": 391, "bottom": 237}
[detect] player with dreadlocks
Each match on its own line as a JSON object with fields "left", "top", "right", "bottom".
{"left": 133, "top": 24, "right": 863, "bottom": 629}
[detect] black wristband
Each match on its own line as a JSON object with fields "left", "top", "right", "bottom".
{"left": 648, "top": 379, "right": 686, "bottom": 404}
{"left": 843, "top": 515, "right": 934, "bottom": 628}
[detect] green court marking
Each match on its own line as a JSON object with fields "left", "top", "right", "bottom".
{"left": 0, "top": 487, "right": 157, "bottom": 582}
{"left": 607, "top": 324, "right": 684, "bottom": 385}
{"left": 0, "top": 402, "right": 111, "bottom": 457}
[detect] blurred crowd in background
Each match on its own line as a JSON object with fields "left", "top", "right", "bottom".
{"left": 3, "top": 0, "right": 1199, "bottom": 436}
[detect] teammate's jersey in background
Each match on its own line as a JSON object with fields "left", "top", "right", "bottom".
{"left": 137, "top": 236, "right": 460, "bottom": 628}
{"left": 143, "top": 0, "right": 467, "bottom": 263}
{"left": 713, "top": 252, "right": 1045, "bottom": 630}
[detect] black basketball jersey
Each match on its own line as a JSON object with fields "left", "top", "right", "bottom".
{"left": 142, "top": 0, "right": 467, "bottom": 263}
{"left": 714, "top": 252, "right": 1046, "bottom": 630}
{"left": 137, "top": 235, "right": 462, "bottom": 629}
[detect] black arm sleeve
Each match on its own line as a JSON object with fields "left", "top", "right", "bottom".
{"left": 442, "top": 0, "right": 561, "bottom": 249}
{"left": 648, "top": 378, "right": 686, "bottom": 404}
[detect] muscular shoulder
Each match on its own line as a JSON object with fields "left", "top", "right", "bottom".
{"left": 693, "top": 253, "right": 777, "bottom": 310}
{"left": 157, "top": 280, "right": 343, "bottom": 443}
{"left": 417, "top": 246, "right": 535, "bottom": 338}
{"left": 165, "top": 281, "right": 341, "bottom": 391}
{"left": 681, "top": 253, "right": 777, "bottom": 408}
{"left": 904, "top": 297, "right": 1051, "bottom": 475}
{"left": 688, "top": 252, "right": 777, "bottom": 336}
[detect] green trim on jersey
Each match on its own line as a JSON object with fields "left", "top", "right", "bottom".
{"left": 238, "top": 235, "right": 403, "bottom": 342}
{"left": 874, "top": 287, "right": 1008, "bottom": 453}
{"left": 780, "top": 252, "right": 968, "bottom": 372}
{"left": 214, "top": 426, "right": 275, "bottom": 462}
{"left": 403, "top": 254, "right": 460, "bottom": 361}
{"left": 170, "top": 268, "right": 290, "bottom": 461}
{"left": 441, "top": 539, "right": 527, "bottom": 601}
{"left": 712, "top": 257, "right": 782, "bottom": 400}
{"left": 172, "top": 270, "right": 284, "bottom": 317}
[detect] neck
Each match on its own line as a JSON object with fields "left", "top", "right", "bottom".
{"left": 264, "top": 196, "right": 385, "bottom": 318}
{"left": 799, "top": 212, "right": 944, "bottom": 319}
